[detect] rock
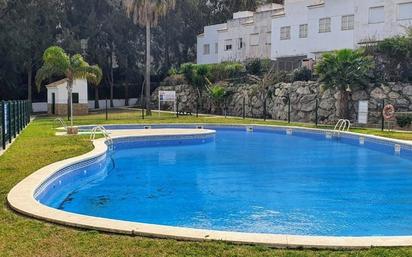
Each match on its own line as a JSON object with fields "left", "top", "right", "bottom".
{"left": 301, "top": 101, "right": 316, "bottom": 112}
{"left": 352, "top": 90, "right": 368, "bottom": 101}
{"left": 404, "top": 85, "right": 412, "bottom": 96}
{"left": 319, "top": 98, "right": 335, "bottom": 110}
{"left": 296, "top": 86, "right": 311, "bottom": 95}
{"left": 370, "top": 87, "right": 386, "bottom": 99}
{"left": 388, "top": 92, "right": 400, "bottom": 99}
{"left": 396, "top": 98, "right": 410, "bottom": 108}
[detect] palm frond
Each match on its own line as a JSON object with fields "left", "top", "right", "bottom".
{"left": 35, "top": 64, "right": 65, "bottom": 91}
{"left": 73, "top": 65, "right": 103, "bottom": 86}
{"left": 123, "top": 0, "right": 175, "bottom": 26}
{"left": 42, "top": 46, "right": 70, "bottom": 71}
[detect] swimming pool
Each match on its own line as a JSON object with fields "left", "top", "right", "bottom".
{"left": 34, "top": 125, "right": 412, "bottom": 237}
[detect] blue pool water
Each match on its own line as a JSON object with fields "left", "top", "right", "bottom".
{"left": 38, "top": 127, "right": 412, "bottom": 236}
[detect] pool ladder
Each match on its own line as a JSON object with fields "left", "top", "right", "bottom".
{"left": 333, "top": 119, "right": 351, "bottom": 136}
{"left": 90, "top": 126, "right": 113, "bottom": 149}
{"left": 53, "top": 118, "right": 67, "bottom": 131}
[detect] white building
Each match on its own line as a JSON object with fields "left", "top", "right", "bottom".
{"left": 197, "top": 3, "right": 284, "bottom": 64}
{"left": 45, "top": 79, "right": 89, "bottom": 116}
{"left": 197, "top": 0, "right": 412, "bottom": 69}
{"left": 271, "top": 0, "right": 412, "bottom": 69}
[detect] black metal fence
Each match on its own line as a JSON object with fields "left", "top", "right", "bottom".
{"left": 0, "top": 100, "right": 31, "bottom": 150}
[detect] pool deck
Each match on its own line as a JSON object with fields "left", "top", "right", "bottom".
{"left": 7, "top": 126, "right": 412, "bottom": 249}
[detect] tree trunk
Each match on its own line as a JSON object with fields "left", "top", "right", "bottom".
{"left": 94, "top": 86, "right": 99, "bottom": 109}
{"left": 339, "top": 89, "right": 350, "bottom": 120}
{"left": 124, "top": 82, "right": 129, "bottom": 106}
{"left": 145, "top": 21, "right": 152, "bottom": 115}
{"left": 27, "top": 61, "right": 32, "bottom": 102}
{"left": 67, "top": 79, "right": 74, "bottom": 127}
{"left": 110, "top": 58, "right": 114, "bottom": 108}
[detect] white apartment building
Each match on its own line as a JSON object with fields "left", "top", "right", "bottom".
{"left": 197, "top": 0, "right": 412, "bottom": 69}
{"left": 197, "top": 3, "right": 284, "bottom": 64}
{"left": 272, "top": 0, "right": 412, "bottom": 69}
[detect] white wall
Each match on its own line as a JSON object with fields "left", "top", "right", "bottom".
{"left": 356, "top": 0, "right": 412, "bottom": 44}
{"left": 197, "top": 4, "right": 282, "bottom": 64}
{"left": 32, "top": 98, "right": 141, "bottom": 113}
{"left": 47, "top": 79, "right": 88, "bottom": 105}
{"left": 272, "top": 0, "right": 356, "bottom": 60}
{"left": 218, "top": 10, "right": 273, "bottom": 63}
{"left": 271, "top": 0, "right": 412, "bottom": 60}
{"left": 197, "top": 24, "right": 226, "bottom": 64}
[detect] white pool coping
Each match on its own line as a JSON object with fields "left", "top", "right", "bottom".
{"left": 7, "top": 125, "right": 412, "bottom": 249}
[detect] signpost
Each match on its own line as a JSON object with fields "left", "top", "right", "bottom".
{"left": 158, "top": 91, "right": 176, "bottom": 116}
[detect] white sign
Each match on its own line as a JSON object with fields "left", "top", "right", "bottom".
{"left": 159, "top": 91, "right": 176, "bottom": 102}
{"left": 358, "top": 101, "right": 368, "bottom": 124}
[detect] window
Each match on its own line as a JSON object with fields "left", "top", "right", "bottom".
{"left": 203, "top": 44, "right": 210, "bottom": 55}
{"left": 280, "top": 26, "right": 291, "bottom": 40}
{"left": 398, "top": 2, "right": 412, "bottom": 20}
{"left": 224, "top": 39, "right": 232, "bottom": 51}
{"left": 369, "top": 6, "right": 384, "bottom": 24}
{"left": 250, "top": 33, "right": 259, "bottom": 46}
{"left": 72, "top": 93, "right": 79, "bottom": 104}
{"left": 341, "top": 15, "right": 354, "bottom": 30}
{"left": 215, "top": 43, "right": 218, "bottom": 54}
{"left": 319, "top": 18, "right": 331, "bottom": 33}
{"left": 299, "top": 24, "right": 308, "bottom": 38}
{"left": 237, "top": 38, "right": 244, "bottom": 49}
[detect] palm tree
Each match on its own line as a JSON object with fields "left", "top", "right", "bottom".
{"left": 315, "top": 49, "right": 373, "bottom": 119}
{"left": 35, "top": 46, "right": 102, "bottom": 127}
{"left": 123, "top": 0, "right": 176, "bottom": 115}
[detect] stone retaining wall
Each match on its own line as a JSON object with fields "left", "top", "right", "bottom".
{"left": 152, "top": 82, "right": 412, "bottom": 125}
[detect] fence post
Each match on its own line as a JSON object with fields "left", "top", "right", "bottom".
{"left": 8, "top": 101, "right": 11, "bottom": 143}
{"left": 1, "top": 101, "right": 4, "bottom": 150}
{"left": 242, "top": 97, "right": 246, "bottom": 119}
{"left": 263, "top": 97, "right": 267, "bottom": 121}
{"left": 381, "top": 99, "right": 385, "bottom": 131}
{"left": 287, "top": 93, "right": 291, "bottom": 124}
{"left": 18, "top": 101, "right": 21, "bottom": 133}
{"left": 196, "top": 97, "right": 199, "bottom": 118}
{"left": 105, "top": 97, "right": 108, "bottom": 121}
{"left": 315, "top": 98, "right": 319, "bottom": 127}
{"left": 176, "top": 98, "right": 179, "bottom": 118}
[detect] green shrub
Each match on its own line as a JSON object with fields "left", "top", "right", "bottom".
{"left": 167, "top": 67, "right": 178, "bottom": 76}
{"left": 396, "top": 115, "right": 412, "bottom": 128}
{"left": 245, "top": 58, "right": 274, "bottom": 75}
{"left": 224, "top": 62, "right": 245, "bottom": 78}
{"left": 292, "top": 67, "right": 313, "bottom": 81}
{"left": 245, "top": 58, "right": 262, "bottom": 75}
{"left": 162, "top": 74, "right": 186, "bottom": 86}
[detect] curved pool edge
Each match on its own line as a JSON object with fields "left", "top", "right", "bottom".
{"left": 7, "top": 125, "right": 412, "bottom": 249}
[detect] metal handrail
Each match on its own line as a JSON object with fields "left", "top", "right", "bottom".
{"left": 53, "top": 118, "right": 67, "bottom": 131}
{"left": 333, "top": 119, "right": 351, "bottom": 136}
{"left": 90, "top": 126, "right": 113, "bottom": 148}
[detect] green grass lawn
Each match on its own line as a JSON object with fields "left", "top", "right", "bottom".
{"left": 1, "top": 113, "right": 412, "bottom": 256}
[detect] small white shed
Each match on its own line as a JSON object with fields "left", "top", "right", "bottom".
{"left": 46, "top": 79, "right": 89, "bottom": 116}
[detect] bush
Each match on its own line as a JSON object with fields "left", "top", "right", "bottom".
{"left": 396, "top": 115, "right": 412, "bottom": 128}
{"left": 162, "top": 74, "right": 186, "bottom": 86}
{"left": 292, "top": 67, "right": 313, "bottom": 81}
{"left": 245, "top": 58, "right": 274, "bottom": 75}
{"left": 245, "top": 58, "right": 262, "bottom": 75}
{"left": 176, "top": 62, "right": 244, "bottom": 83}
{"left": 224, "top": 62, "right": 245, "bottom": 78}
{"left": 167, "top": 67, "right": 178, "bottom": 76}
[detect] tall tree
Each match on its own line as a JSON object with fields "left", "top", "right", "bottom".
{"left": 35, "top": 46, "right": 102, "bottom": 127}
{"left": 315, "top": 49, "right": 374, "bottom": 119}
{"left": 123, "top": 0, "right": 176, "bottom": 115}
{"left": 0, "top": 0, "right": 64, "bottom": 101}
